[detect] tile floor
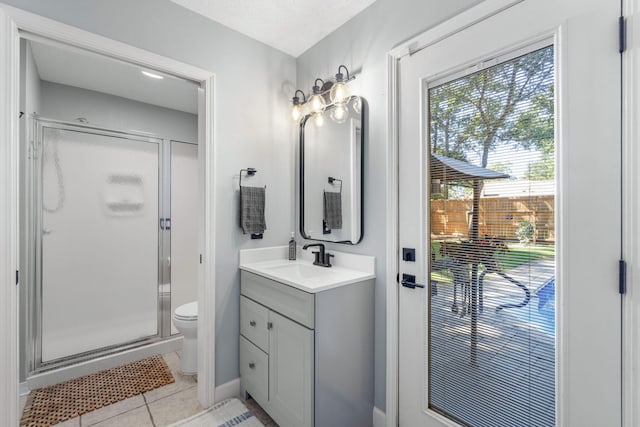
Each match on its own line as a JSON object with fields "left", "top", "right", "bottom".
{"left": 20, "top": 351, "right": 276, "bottom": 427}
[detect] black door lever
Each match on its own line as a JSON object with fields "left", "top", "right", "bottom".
{"left": 401, "top": 273, "right": 425, "bottom": 289}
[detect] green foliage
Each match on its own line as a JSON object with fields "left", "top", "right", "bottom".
{"left": 516, "top": 220, "right": 535, "bottom": 243}
{"left": 429, "top": 46, "right": 555, "bottom": 185}
{"left": 524, "top": 153, "right": 554, "bottom": 180}
{"left": 486, "top": 161, "right": 513, "bottom": 177}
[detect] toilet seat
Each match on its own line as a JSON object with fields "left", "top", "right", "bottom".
{"left": 174, "top": 301, "right": 197, "bottom": 321}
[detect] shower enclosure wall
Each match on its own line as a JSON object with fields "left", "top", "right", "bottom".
{"left": 25, "top": 117, "right": 198, "bottom": 374}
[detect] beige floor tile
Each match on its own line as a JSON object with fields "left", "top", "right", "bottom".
{"left": 147, "top": 386, "right": 203, "bottom": 426}
{"left": 88, "top": 406, "right": 153, "bottom": 427}
{"left": 80, "top": 394, "right": 146, "bottom": 426}
{"left": 51, "top": 417, "right": 80, "bottom": 427}
{"left": 143, "top": 353, "right": 197, "bottom": 403}
{"left": 163, "top": 351, "right": 182, "bottom": 374}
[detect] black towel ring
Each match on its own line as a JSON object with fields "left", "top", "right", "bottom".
{"left": 239, "top": 168, "right": 266, "bottom": 189}
{"left": 328, "top": 176, "right": 342, "bottom": 193}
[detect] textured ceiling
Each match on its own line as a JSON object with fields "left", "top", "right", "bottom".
{"left": 170, "top": 0, "right": 378, "bottom": 57}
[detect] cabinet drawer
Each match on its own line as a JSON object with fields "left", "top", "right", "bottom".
{"left": 239, "top": 336, "right": 268, "bottom": 405}
{"left": 240, "top": 296, "right": 269, "bottom": 352}
{"left": 241, "top": 270, "right": 315, "bottom": 329}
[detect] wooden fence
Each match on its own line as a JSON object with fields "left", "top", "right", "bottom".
{"left": 431, "top": 195, "right": 555, "bottom": 243}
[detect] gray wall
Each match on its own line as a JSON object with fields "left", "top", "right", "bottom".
{"left": 40, "top": 81, "right": 198, "bottom": 142}
{"left": 296, "top": 0, "right": 481, "bottom": 410}
{"left": 6, "top": 0, "right": 297, "bottom": 388}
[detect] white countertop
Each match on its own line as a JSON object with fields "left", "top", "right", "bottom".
{"left": 239, "top": 246, "right": 375, "bottom": 293}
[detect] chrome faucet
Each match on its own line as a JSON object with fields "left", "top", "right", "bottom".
{"left": 302, "top": 243, "right": 334, "bottom": 267}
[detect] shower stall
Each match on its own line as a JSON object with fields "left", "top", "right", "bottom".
{"left": 24, "top": 117, "right": 198, "bottom": 375}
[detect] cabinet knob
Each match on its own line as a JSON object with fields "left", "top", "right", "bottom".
{"left": 249, "top": 320, "right": 256, "bottom": 327}
{"left": 249, "top": 362, "right": 255, "bottom": 369}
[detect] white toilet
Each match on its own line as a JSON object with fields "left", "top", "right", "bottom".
{"left": 172, "top": 301, "right": 198, "bottom": 375}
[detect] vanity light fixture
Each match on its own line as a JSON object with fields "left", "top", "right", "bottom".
{"left": 141, "top": 70, "right": 164, "bottom": 79}
{"left": 352, "top": 96, "right": 362, "bottom": 114}
{"left": 330, "top": 102, "right": 349, "bottom": 124}
{"left": 330, "top": 65, "right": 350, "bottom": 104}
{"left": 313, "top": 112, "right": 325, "bottom": 127}
{"left": 290, "top": 66, "right": 359, "bottom": 124}
{"left": 309, "top": 78, "right": 327, "bottom": 114}
{"left": 291, "top": 90, "right": 306, "bottom": 121}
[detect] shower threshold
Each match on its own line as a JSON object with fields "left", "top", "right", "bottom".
{"left": 26, "top": 336, "right": 182, "bottom": 390}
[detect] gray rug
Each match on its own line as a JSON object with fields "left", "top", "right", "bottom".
{"left": 169, "top": 398, "right": 264, "bottom": 427}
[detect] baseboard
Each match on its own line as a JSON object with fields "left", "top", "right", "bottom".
{"left": 19, "top": 381, "right": 30, "bottom": 396}
{"left": 373, "top": 406, "right": 387, "bottom": 427}
{"left": 213, "top": 380, "right": 383, "bottom": 425}
{"left": 214, "top": 377, "right": 240, "bottom": 403}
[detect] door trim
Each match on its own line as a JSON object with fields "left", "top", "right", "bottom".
{"left": 0, "top": 5, "right": 217, "bottom": 425}
{"left": 623, "top": 1, "right": 637, "bottom": 426}
{"left": 386, "top": 1, "right": 560, "bottom": 425}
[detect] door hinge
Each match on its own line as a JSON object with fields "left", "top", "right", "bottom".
{"left": 619, "top": 259, "right": 627, "bottom": 295}
{"left": 619, "top": 16, "right": 627, "bottom": 53}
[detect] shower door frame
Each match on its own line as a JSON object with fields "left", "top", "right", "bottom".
{"left": 27, "top": 117, "right": 177, "bottom": 373}
{"left": 0, "top": 5, "right": 218, "bottom": 424}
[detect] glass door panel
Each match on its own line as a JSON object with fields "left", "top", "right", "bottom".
{"left": 427, "top": 46, "right": 555, "bottom": 427}
{"left": 40, "top": 125, "right": 160, "bottom": 362}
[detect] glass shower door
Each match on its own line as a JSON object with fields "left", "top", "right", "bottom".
{"left": 39, "top": 123, "right": 161, "bottom": 363}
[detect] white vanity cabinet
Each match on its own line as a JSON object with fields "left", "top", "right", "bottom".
{"left": 239, "top": 269, "right": 374, "bottom": 427}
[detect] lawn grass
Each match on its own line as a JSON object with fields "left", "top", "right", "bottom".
{"left": 430, "top": 241, "right": 555, "bottom": 284}
{"left": 495, "top": 243, "right": 555, "bottom": 271}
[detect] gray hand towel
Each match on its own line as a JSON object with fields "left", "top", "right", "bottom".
{"left": 240, "top": 186, "right": 266, "bottom": 234}
{"left": 323, "top": 191, "right": 342, "bottom": 230}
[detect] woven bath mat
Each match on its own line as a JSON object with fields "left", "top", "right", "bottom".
{"left": 21, "top": 355, "right": 174, "bottom": 427}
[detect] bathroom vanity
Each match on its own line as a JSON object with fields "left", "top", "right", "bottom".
{"left": 239, "top": 247, "right": 375, "bottom": 427}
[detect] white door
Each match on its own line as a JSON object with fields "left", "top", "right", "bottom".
{"left": 398, "top": 1, "right": 621, "bottom": 426}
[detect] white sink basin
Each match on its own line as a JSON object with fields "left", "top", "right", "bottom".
{"left": 239, "top": 247, "right": 375, "bottom": 293}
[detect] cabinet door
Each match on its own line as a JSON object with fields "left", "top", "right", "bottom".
{"left": 268, "top": 311, "right": 314, "bottom": 427}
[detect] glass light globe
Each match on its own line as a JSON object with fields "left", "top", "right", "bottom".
{"left": 330, "top": 103, "right": 349, "bottom": 124}
{"left": 309, "top": 94, "right": 326, "bottom": 114}
{"left": 291, "top": 104, "right": 303, "bottom": 121}
{"left": 330, "top": 81, "right": 349, "bottom": 104}
{"left": 313, "top": 112, "right": 325, "bottom": 127}
{"left": 352, "top": 96, "right": 362, "bottom": 114}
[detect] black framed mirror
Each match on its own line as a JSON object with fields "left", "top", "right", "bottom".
{"left": 299, "top": 96, "right": 365, "bottom": 244}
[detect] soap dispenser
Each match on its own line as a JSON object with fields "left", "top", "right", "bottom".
{"left": 288, "top": 232, "right": 297, "bottom": 260}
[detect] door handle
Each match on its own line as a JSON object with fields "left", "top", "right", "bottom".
{"left": 401, "top": 274, "right": 425, "bottom": 289}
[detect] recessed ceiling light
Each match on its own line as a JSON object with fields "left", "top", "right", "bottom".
{"left": 141, "top": 70, "right": 164, "bottom": 79}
